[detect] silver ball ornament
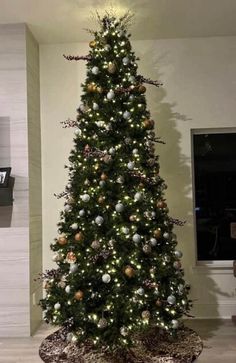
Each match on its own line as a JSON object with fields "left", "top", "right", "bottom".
{"left": 115, "top": 203, "right": 124, "bottom": 212}
{"left": 134, "top": 192, "right": 143, "bottom": 201}
{"left": 137, "top": 288, "right": 145, "bottom": 296}
{"left": 81, "top": 194, "right": 90, "bottom": 202}
{"left": 163, "top": 232, "right": 169, "bottom": 239}
{"left": 98, "top": 318, "right": 108, "bottom": 329}
{"left": 79, "top": 209, "right": 85, "bottom": 217}
{"left": 93, "top": 103, "right": 99, "bottom": 110}
{"left": 91, "top": 66, "right": 99, "bottom": 75}
{"left": 54, "top": 302, "right": 61, "bottom": 310}
{"left": 102, "top": 274, "right": 111, "bottom": 283}
{"left": 95, "top": 216, "right": 104, "bottom": 225}
{"left": 122, "top": 227, "right": 130, "bottom": 235}
{"left": 150, "top": 238, "right": 157, "bottom": 246}
{"left": 74, "top": 128, "right": 82, "bottom": 136}
{"left": 143, "top": 244, "right": 152, "bottom": 254}
{"left": 122, "top": 57, "right": 130, "bottom": 65}
{"left": 123, "top": 110, "right": 131, "bottom": 119}
{"left": 70, "top": 263, "right": 78, "bottom": 273}
{"left": 174, "top": 250, "right": 183, "bottom": 258}
{"left": 120, "top": 326, "right": 128, "bottom": 336}
{"left": 71, "top": 223, "right": 78, "bottom": 230}
{"left": 132, "top": 233, "right": 141, "bottom": 243}
{"left": 127, "top": 161, "right": 135, "bottom": 170}
{"left": 65, "top": 285, "right": 71, "bottom": 294}
{"left": 167, "top": 295, "right": 176, "bottom": 305}
{"left": 171, "top": 319, "right": 179, "bottom": 329}
{"left": 107, "top": 90, "right": 115, "bottom": 100}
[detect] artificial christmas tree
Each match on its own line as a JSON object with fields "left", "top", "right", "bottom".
{"left": 40, "top": 11, "right": 202, "bottom": 362}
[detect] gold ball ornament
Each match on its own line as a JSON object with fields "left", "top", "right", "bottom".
{"left": 58, "top": 236, "right": 68, "bottom": 246}
{"left": 96, "top": 86, "right": 103, "bottom": 94}
{"left": 74, "top": 290, "right": 84, "bottom": 301}
{"left": 75, "top": 232, "right": 84, "bottom": 242}
{"left": 143, "top": 119, "right": 154, "bottom": 129}
{"left": 138, "top": 85, "right": 146, "bottom": 93}
{"left": 124, "top": 266, "right": 135, "bottom": 278}
{"left": 142, "top": 310, "right": 151, "bottom": 320}
{"left": 107, "top": 62, "right": 117, "bottom": 74}
{"left": 89, "top": 40, "right": 96, "bottom": 48}
{"left": 153, "top": 229, "right": 162, "bottom": 239}
{"left": 87, "top": 83, "right": 95, "bottom": 92}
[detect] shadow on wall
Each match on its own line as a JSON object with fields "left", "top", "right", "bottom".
{"left": 136, "top": 42, "right": 225, "bottom": 336}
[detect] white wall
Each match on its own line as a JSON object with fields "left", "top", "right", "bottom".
{"left": 40, "top": 36, "right": 236, "bottom": 318}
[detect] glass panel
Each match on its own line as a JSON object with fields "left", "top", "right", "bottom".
{"left": 193, "top": 131, "right": 236, "bottom": 260}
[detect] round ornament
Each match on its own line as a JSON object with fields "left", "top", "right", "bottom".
{"left": 173, "top": 260, "right": 182, "bottom": 270}
{"left": 96, "top": 86, "right": 103, "bottom": 94}
{"left": 93, "top": 103, "right": 99, "bottom": 110}
{"left": 107, "top": 90, "right": 115, "bottom": 100}
{"left": 64, "top": 205, "right": 71, "bottom": 212}
{"left": 98, "top": 196, "right": 105, "bottom": 204}
{"left": 150, "top": 238, "right": 157, "bottom": 246}
{"left": 157, "top": 200, "right": 167, "bottom": 209}
{"left": 109, "top": 147, "right": 115, "bottom": 155}
{"left": 174, "top": 250, "right": 183, "bottom": 259}
{"left": 95, "top": 216, "right": 104, "bottom": 226}
{"left": 70, "top": 263, "right": 78, "bottom": 273}
{"left": 52, "top": 252, "right": 63, "bottom": 262}
{"left": 54, "top": 303, "right": 61, "bottom": 310}
{"left": 102, "top": 274, "right": 111, "bottom": 283}
{"left": 153, "top": 229, "right": 162, "bottom": 238}
{"left": 58, "top": 236, "right": 68, "bottom": 246}
{"left": 122, "top": 57, "right": 130, "bottom": 65}
{"left": 91, "top": 240, "right": 100, "bottom": 250}
{"left": 75, "top": 232, "right": 84, "bottom": 242}
{"left": 98, "top": 318, "right": 108, "bottom": 329}
{"left": 81, "top": 194, "right": 90, "bottom": 202}
{"left": 103, "top": 154, "right": 112, "bottom": 164}
{"left": 115, "top": 203, "right": 124, "bottom": 213}
{"left": 101, "top": 173, "right": 108, "bottom": 181}
{"left": 74, "top": 290, "right": 84, "bottom": 301}
{"left": 74, "top": 128, "right": 82, "bottom": 136}
{"left": 129, "top": 75, "right": 136, "bottom": 83}
{"left": 124, "top": 266, "right": 135, "bottom": 278}
{"left": 127, "top": 161, "right": 135, "bottom": 170}
{"left": 132, "top": 148, "right": 139, "bottom": 155}
{"left": 163, "top": 232, "right": 169, "bottom": 239}
{"left": 89, "top": 40, "right": 96, "bottom": 48}
{"left": 123, "top": 110, "right": 131, "bottom": 119}
{"left": 172, "top": 319, "right": 179, "bottom": 329}
{"left": 120, "top": 326, "right": 128, "bottom": 336}
{"left": 142, "top": 310, "right": 151, "bottom": 320}
{"left": 117, "top": 176, "right": 124, "bottom": 184}
{"left": 79, "top": 209, "right": 85, "bottom": 217}
{"left": 143, "top": 119, "right": 154, "bottom": 129}
{"left": 71, "top": 223, "right": 78, "bottom": 230}
{"left": 104, "top": 44, "right": 111, "bottom": 51}
{"left": 167, "top": 295, "right": 176, "bottom": 305}
{"left": 134, "top": 192, "right": 143, "bottom": 201}
{"left": 66, "top": 252, "right": 76, "bottom": 264}
{"left": 138, "top": 85, "right": 146, "bottom": 93}
{"left": 99, "top": 180, "right": 106, "bottom": 187}
{"left": 107, "top": 62, "right": 116, "bottom": 74}
{"left": 129, "top": 214, "right": 137, "bottom": 222}
{"left": 137, "top": 287, "right": 145, "bottom": 296}
{"left": 91, "top": 66, "right": 99, "bottom": 75}
{"left": 143, "top": 244, "right": 152, "bottom": 254}
{"left": 132, "top": 233, "right": 141, "bottom": 243}
{"left": 65, "top": 285, "right": 71, "bottom": 294}
{"left": 156, "top": 299, "right": 162, "bottom": 307}
{"left": 122, "top": 227, "right": 129, "bottom": 235}
{"left": 87, "top": 83, "right": 95, "bottom": 92}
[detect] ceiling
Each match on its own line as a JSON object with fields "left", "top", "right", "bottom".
{"left": 0, "top": 0, "right": 236, "bottom": 43}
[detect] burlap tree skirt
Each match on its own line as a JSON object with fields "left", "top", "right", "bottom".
{"left": 39, "top": 326, "right": 203, "bottom": 363}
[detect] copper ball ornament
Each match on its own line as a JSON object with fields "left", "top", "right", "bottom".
{"left": 157, "top": 200, "right": 167, "bottom": 209}
{"left": 101, "top": 172, "right": 108, "bottom": 181}
{"left": 74, "top": 290, "right": 84, "bottom": 301}
{"left": 58, "top": 236, "right": 68, "bottom": 246}
{"left": 89, "top": 40, "right": 96, "bottom": 48}
{"left": 143, "top": 119, "right": 154, "bottom": 129}
{"left": 75, "top": 232, "right": 84, "bottom": 242}
{"left": 124, "top": 266, "right": 135, "bottom": 278}
{"left": 153, "top": 229, "right": 162, "bottom": 238}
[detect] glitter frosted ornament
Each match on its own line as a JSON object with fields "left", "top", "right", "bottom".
{"left": 109, "top": 147, "right": 115, "bottom": 155}
{"left": 79, "top": 209, "right": 85, "bottom": 217}
{"left": 167, "top": 295, "right": 176, "bottom": 305}
{"left": 117, "top": 175, "right": 124, "bottom": 184}
{"left": 98, "top": 318, "right": 108, "bottom": 329}
{"left": 91, "top": 66, "right": 99, "bottom": 75}
{"left": 142, "top": 310, "right": 150, "bottom": 319}
{"left": 107, "top": 90, "right": 115, "bottom": 100}
{"left": 95, "top": 215, "right": 104, "bottom": 225}
{"left": 74, "top": 128, "right": 82, "bottom": 136}
{"left": 163, "top": 232, "right": 169, "bottom": 239}
{"left": 122, "top": 56, "right": 130, "bottom": 65}
{"left": 122, "top": 227, "right": 129, "bottom": 235}
{"left": 137, "top": 287, "right": 144, "bottom": 296}
{"left": 54, "top": 303, "right": 61, "bottom": 310}
{"left": 65, "top": 285, "right": 71, "bottom": 294}
{"left": 107, "top": 62, "right": 116, "bottom": 74}
{"left": 143, "top": 244, "right": 152, "bottom": 254}
{"left": 70, "top": 263, "right": 78, "bottom": 273}
{"left": 70, "top": 223, "right": 78, "bottom": 230}
{"left": 132, "top": 148, "right": 138, "bottom": 155}
{"left": 120, "top": 326, "right": 128, "bottom": 336}
{"left": 91, "top": 240, "right": 100, "bottom": 250}
{"left": 52, "top": 252, "right": 63, "bottom": 262}
{"left": 81, "top": 194, "right": 90, "bottom": 202}
{"left": 172, "top": 319, "right": 179, "bottom": 329}
{"left": 134, "top": 192, "right": 143, "bottom": 201}
{"left": 102, "top": 274, "right": 111, "bottom": 283}
{"left": 115, "top": 203, "right": 124, "bottom": 212}
{"left": 132, "top": 233, "right": 141, "bottom": 243}
{"left": 150, "top": 238, "right": 157, "bottom": 246}
{"left": 66, "top": 252, "right": 76, "bottom": 264}
{"left": 93, "top": 102, "right": 99, "bottom": 110}
{"left": 127, "top": 161, "right": 135, "bottom": 170}
{"left": 123, "top": 110, "right": 131, "bottom": 119}
{"left": 174, "top": 250, "right": 183, "bottom": 258}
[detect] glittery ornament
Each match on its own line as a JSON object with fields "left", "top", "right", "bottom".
{"left": 122, "top": 227, "right": 129, "bottom": 234}
{"left": 150, "top": 238, "right": 157, "bottom": 246}
{"left": 132, "top": 233, "right": 141, "bottom": 243}
{"left": 91, "top": 240, "right": 100, "bottom": 250}
{"left": 117, "top": 175, "right": 124, "bottom": 184}
{"left": 129, "top": 214, "right": 136, "bottom": 222}
{"left": 66, "top": 252, "right": 76, "bottom": 264}
{"left": 167, "top": 295, "right": 176, "bottom": 305}
{"left": 120, "top": 326, "right": 128, "bottom": 336}
{"left": 173, "top": 260, "right": 182, "bottom": 269}
{"left": 70, "top": 263, "right": 78, "bottom": 273}
{"left": 134, "top": 192, "right": 143, "bottom": 201}
{"left": 138, "top": 85, "right": 146, "bottom": 93}
{"left": 107, "top": 90, "right": 115, "bottom": 100}
{"left": 122, "top": 57, "right": 130, "bottom": 65}
{"left": 127, "top": 161, "right": 135, "bottom": 170}
{"left": 153, "top": 229, "right": 162, "bottom": 238}
{"left": 108, "top": 239, "right": 116, "bottom": 247}
{"left": 123, "top": 110, "right": 131, "bottom": 119}
{"left": 101, "top": 173, "right": 108, "bottom": 181}
{"left": 81, "top": 193, "right": 90, "bottom": 202}
{"left": 95, "top": 215, "right": 104, "bottom": 225}
{"left": 87, "top": 83, "right": 95, "bottom": 92}
{"left": 115, "top": 203, "right": 124, "bottom": 212}
{"left": 98, "top": 195, "right": 105, "bottom": 204}
{"left": 102, "top": 274, "right": 111, "bottom": 283}
{"left": 91, "top": 66, "right": 99, "bottom": 75}
{"left": 137, "top": 287, "right": 144, "bottom": 296}
{"left": 172, "top": 319, "right": 179, "bottom": 329}
{"left": 124, "top": 266, "right": 135, "bottom": 278}
{"left": 89, "top": 40, "right": 96, "bottom": 48}
{"left": 103, "top": 154, "right": 112, "bottom": 164}
{"left": 107, "top": 62, "right": 116, "bottom": 74}
{"left": 143, "top": 244, "right": 152, "bottom": 254}
{"left": 98, "top": 318, "right": 108, "bottom": 329}
{"left": 142, "top": 310, "right": 150, "bottom": 319}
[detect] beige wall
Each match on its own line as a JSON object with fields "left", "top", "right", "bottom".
{"left": 40, "top": 36, "right": 236, "bottom": 318}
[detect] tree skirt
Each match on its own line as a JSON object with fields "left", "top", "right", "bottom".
{"left": 39, "top": 326, "right": 203, "bottom": 363}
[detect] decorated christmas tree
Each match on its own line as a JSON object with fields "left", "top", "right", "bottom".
{"left": 40, "top": 11, "right": 192, "bottom": 352}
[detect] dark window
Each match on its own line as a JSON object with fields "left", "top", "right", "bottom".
{"left": 193, "top": 130, "right": 236, "bottom": 261}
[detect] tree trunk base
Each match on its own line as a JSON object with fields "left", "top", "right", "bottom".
{"left": 39, "top": 326, "right": 203, "bottom": 363}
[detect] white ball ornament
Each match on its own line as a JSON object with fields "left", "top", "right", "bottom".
{"left": 107, "top": 90, "right": 115, "bottom": 100}
{"left": 117, "top": 176, "right": 124, "bottom": 184}
{"left": 65, "top": 285, "right": 71, "bottom": 294}
{"left": 109, "top": 147, "right": 115, "bottom": 155}
{"left": 150, "top": 238, "right": 157, "bottom": 246}
{"left": 120, "top": 327, "right": 128, "bottom": 336}
{"left": 174, "top": 250, "right": 183, "bottom": 258}
{"left": 79, "top": 209, "right": 85, "bottom": 217}
{"left": 81, "top": 194, "right": 90, "bottom": 202}
{"left": 104, "top": 44, "right": 111, "bottom": 51}
{"left": 137, "top": 288, "right": 144, "bottom": 296}
{"left": 95, "top": 216, "right": 104, "bottom": 225}
{"left": 52, "top": 252, "right": 63, "bottom": 262}
{"left": 122, "top": 57, "right": 130, "bottom": 65}
{"left": 70, "top": 263, "right": 78, "bottom": 273}
{"left": 134, "top": 192, "right": 143, "bottom": 201}
{"left": 74, "top": 128, "right": 82, "bottom": 136}
{"left": 167, "top": 295, "right": 176, "bottom": 305}
{"left": 115, "top": 203, "right": 124, "bottom": 212}
{"left": 132, "top": 148, "right": 139, "bottom": 155}
{"left": 71, "top": 223, "right": 78, "bottom": 230}
{"left": 123, "top": 110, "right": 131, "bottom": 119}
{"left": 132, "top": 233, "right": 141, "bottom": 243}
{"left": 64, "top": 204, "right": 71, "bottom": 212}
{"left": 171, "top": 319, "right": 179, "bottom": 329}
{"left": 54, "top": 303, "right": 61, "bottom": 310}
{"left": 127, "top": 161, "right": 135, "bottom": 170}
{"left": 129, "top": 95, "right": 134, "bottom": 101}
{"left": 122, "top": 227, "right": 130, "bottom": 235}
{"left": 91, "top": 66, "right": 99, "bottom": 75}
{"left": 129, "top": 75, "right": 136, "bottom": 83}
{"left": 163, "top": 232, "right": 169, "bottom": 239}
{"left": 102, "top": 274, "right": 111, "bottom": 283}
{"left": 93, "top": 103, "right": 99, "bottom": 110}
